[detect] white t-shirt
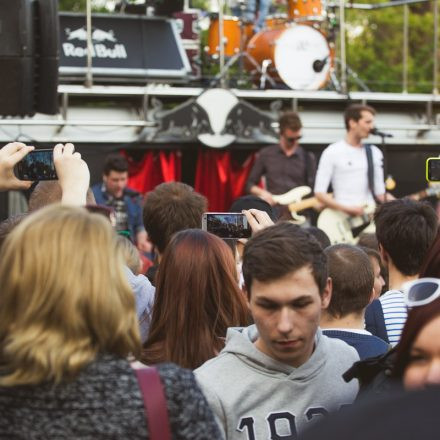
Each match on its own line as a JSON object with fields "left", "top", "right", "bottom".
{"left": 314, "top": 140, "right": 385, "bottom": 206}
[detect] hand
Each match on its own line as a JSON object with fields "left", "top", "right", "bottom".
{"left": 0, "top": 142, "right": 35, "bottom": 191}
{"left": 243, "top": 208, "right": 275, "bottom": 234}
{"left": 136, "top": 230, "right": 152, "bottom": 253}
{"left": 259, "top": 190, "right": 276, "bottom": 206}
{"left": 53, "top": 143, "right": 90, "bottom": 206}
{"left": 343, "top": 205, "right": 365, "bottom": 216}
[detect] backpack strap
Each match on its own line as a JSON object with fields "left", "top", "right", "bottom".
{"left": 135, "top": 367, "right": 171, "bottom": 440}
{"left": 365, "top": 144, "right": 380, "bottom": 204}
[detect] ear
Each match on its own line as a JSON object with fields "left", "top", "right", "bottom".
{"left": 348, "top": 118, "right": 356, "bottom": 131}
{"left": 321, "top": 277, "right": 332, "bottom": 310}
{"left": 368, "top": 287, "right": 376, "bottom": 304}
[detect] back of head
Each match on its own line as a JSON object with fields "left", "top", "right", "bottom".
{"left": 325, "top": 244, "right": 374, "bottom": 318}
{"left": 115, "top": 234, "right": 142, "bottom": 275}
{"left": 344, "top": 103, "right": 376, "bottom": 130}
{"left": 29, "top": 181, "right": 95, "bottom": 212}
{"left": 143, "top": 229, "right": 248, "bottom": 369}
{"left": 357, "top": 232, "right": 379, "bottom": 251}
{"left": 306, "top": 226, "right": 331, "bottom": 249}
{"left": 0, "top": 204, "right": 140, "bottom": 386}
{"left": 229, "top": 195, "right": 277, "bottom": 222}
{"left": 242, "top": 222, "right": 327, "bottom": 296}
{"left": 142, "top": 182, "right": 207, "bottom": 254}
{"left": 374, "top": 199, "right": 438, "bottom": 276}
{"left": 103, "top": 153, "right": 128, "bottom": 175}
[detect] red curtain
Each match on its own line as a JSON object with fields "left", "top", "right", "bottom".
{"left": 123, "top": 150, "right": 182, "bottom": 194}
{"left": 195, "top": 149, "right": 257, "bottom": 211}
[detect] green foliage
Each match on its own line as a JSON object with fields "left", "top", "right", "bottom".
{"left": 58, "top": 0, "right": 110, "bottom": 13}
{"left": 345, "top": 1, "right": 439, "bottom": 93}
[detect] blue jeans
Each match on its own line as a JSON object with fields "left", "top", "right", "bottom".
{"left": 231, "top": 0, "right": 271, "bottom": 32}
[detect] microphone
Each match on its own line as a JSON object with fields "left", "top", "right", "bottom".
{"left": 370, "top": 127, "right": 393, "bottom": 138}
{"left": 312, "top": 56, "right": 329, "bottom": 73}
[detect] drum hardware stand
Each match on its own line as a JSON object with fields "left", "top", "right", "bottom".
{"left": 260, "top": 59, "right": 272, "bottom": 89}
{"left": 210, "top": 0, "right": 276, "bottom": 88}
{"left": 329, "top": 59, "right": 370, "bottom": 93}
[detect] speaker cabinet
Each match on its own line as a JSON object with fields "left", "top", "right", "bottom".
{"left": 0, "top": 0, "right": 59, "bottom": 116}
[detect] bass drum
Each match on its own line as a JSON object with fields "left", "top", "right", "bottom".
{"left": 246, "top": 25, "right": 331, "bottom": 90}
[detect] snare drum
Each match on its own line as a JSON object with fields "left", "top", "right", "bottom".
{"left": 246, "top": 25, "right": 331, "bottom": 90}
{"left": 207, "top": 16, "right": 253, "bottom": 57}
{"left": 288, "top": 0, "right": 327, "bottom": 21}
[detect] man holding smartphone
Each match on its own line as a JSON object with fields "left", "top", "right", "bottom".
{"left": 246, "top": 111, "right": 316, "bottom": 213}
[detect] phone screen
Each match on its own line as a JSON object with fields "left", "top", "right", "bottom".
{"left": 14, "top": 149, "right": 57, "bottom": 180}
{"left": 427, "top": 158, "right": 440, "bottom": 182}
{"left": 203, "top": 213, "right": 252, "bottom": 239}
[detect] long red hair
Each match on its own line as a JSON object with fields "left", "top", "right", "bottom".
{"left": 141, "top": 229, "right": 249, "bottom": 369}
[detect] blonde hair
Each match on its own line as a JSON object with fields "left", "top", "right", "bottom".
{"left": 115, "top": 235, "right": 142, "bottom": 275}
{"left": 0, "top": 204, "right": 140, "bottom": 386}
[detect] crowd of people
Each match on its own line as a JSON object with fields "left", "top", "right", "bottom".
{"left": 0, "top": 100, "right": 439, "bottom": 438}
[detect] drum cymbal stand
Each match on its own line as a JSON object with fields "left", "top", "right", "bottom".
{"left": 326, "top": 4, "right": 370, "bottom": 93}
{"left": 210, "top": 0, "right": 276, "bottom": 88}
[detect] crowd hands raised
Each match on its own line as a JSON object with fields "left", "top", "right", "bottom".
{"left": 0, "top": 141, "right": 440, "bottom": 439}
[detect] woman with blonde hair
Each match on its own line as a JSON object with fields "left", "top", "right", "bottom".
{"left": 0, "top": 205, "right": 219, "bottom": 439}
{"left": 142, "top": 228, "right": 250, "bottom": 369}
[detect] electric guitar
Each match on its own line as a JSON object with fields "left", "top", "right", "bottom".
{"left": 271, "top": 186, "right": 324, "bottom": 224}
{"left": 317, "top": 185, "right": 440, "bottom": 245}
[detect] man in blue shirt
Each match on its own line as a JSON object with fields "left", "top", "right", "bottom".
{"left": 321, "top": 244, "right": 389, "bottom": 359}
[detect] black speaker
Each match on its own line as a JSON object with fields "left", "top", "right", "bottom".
{"left": 34, "top": 0, "right": 59, "bottom": 114}
{"left": 0, "top": 0, "right": 35, "bottom": 116}
{"left": 0, "top": 0, "right": 59, "bottom": 117}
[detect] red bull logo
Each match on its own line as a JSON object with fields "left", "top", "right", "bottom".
{"left": 63, "top": 26, "right": 127, "bottom": 59}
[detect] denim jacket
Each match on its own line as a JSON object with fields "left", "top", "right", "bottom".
{"left": 92, "top": 183, "right": 145, "bottom": 242}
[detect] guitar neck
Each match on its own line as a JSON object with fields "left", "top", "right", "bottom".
{"left": 288, "top": 197, "right": 321, "bottom": 213}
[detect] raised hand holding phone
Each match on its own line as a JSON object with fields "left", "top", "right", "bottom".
{"left": 53, "top": 143, "right": 90, "bottom": 206}
{"left": 242, "top": 209, "right": 275, "bottom": 234}
{"left": 0, "top": 142, "right": 35, "bottom": 191}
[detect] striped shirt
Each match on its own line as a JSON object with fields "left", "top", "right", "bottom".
{"left": 379, "top": 290, "right": 408, "bottom": 346}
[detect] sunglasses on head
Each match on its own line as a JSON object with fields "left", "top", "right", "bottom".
{"left": 285, "top": 135, "right": 302, "bottom": 144}
{"left": 402, "top": 278, "right": 440, "bottom": 307}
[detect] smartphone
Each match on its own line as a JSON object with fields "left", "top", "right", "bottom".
{"left": 14, "top": 149, "right": 57, "bottom": 181}
{"left": 426, "top": 157, "right": 440, "bottom": 182}
{"left": 202, "top": 212, "right": 252, "bottom": 239}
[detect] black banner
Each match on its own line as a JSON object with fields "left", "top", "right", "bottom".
{"left": 59, "top": 13, "right": 190, "bottom": 78}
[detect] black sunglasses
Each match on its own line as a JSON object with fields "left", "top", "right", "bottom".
{"left": 285, "top": 135, "right": 302, "bottom": 144}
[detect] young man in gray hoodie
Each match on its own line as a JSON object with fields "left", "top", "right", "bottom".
{"left": 195, "top": 222, "right": 359, "bottom": 440}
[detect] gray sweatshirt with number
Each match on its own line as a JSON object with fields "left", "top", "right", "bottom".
{"left": 195, "top": 325, "right": 359, "bottom": 440}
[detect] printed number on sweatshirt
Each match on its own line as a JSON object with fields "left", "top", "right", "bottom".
{"left": 237, "top": 408, "right": 328, "bottom": 440}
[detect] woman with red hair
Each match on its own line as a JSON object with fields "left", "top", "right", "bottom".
{"left": 142, "top": 229, "right": 250, "bottom": 369}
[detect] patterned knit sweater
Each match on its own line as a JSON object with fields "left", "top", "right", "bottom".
{"left": 0, "top": 354, "right": 221, "bottom": 439}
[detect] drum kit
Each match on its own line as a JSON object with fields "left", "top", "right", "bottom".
{"left": 205, "top": 0, "right": 336, "bottom": 90}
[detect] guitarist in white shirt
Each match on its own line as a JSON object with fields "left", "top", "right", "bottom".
{"left": 314, "top": 104, "right": 391, "bottom": 219}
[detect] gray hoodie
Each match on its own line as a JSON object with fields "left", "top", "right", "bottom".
{"left": 195, "top": 325, "right": 359, "bottom": 440}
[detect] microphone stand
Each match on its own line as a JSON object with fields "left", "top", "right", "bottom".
{"left": 378, "top": 133, "right": 389, "bottom": 203}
